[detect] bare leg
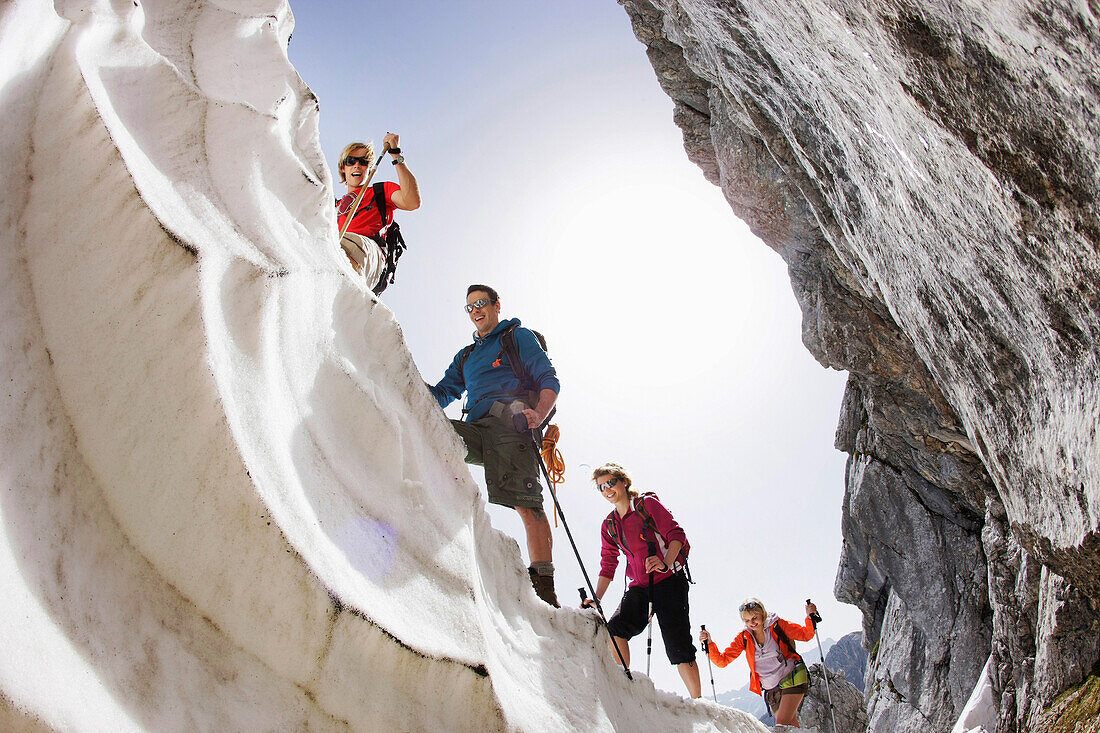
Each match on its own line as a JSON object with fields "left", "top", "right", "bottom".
{"left": 516, "top": 505, "right": 553, "bottom": 563}
{"left": 608, "top": 637, "right": 631, "bottom": 668}
{"left": 678, "top": 660, "right": 702, "bottom": 698}
{"left": 775, "top": 693, "right": 803, "bottom": 726}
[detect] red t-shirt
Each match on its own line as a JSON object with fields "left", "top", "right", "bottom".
{"left": 336, "top": 181, "right": 400, "bottom": 237}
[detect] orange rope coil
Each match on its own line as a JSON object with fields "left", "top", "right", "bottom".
{"left": 541, "top": 424, "right": 566, "bottom": 526}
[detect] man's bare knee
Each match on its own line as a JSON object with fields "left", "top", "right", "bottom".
{"left": 517, "top": 505, "right": 547, "bottom": 523}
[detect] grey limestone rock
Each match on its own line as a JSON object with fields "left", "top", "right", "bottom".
{"left": 801, "top": 662, "right": 868, "bottom": 733}
{"left": 618, "top": 0, "right": 1100, "bottom": 730}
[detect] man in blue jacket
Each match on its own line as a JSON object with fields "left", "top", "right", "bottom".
{"left": 430, "top": 284, "right": 561, "bottom": 607}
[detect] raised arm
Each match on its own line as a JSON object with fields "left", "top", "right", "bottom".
{"left": 382, "top": 132, "right": 420, "bottom": 211}
{"left": 778, "top": 614, "right": 818, "bottom": 643}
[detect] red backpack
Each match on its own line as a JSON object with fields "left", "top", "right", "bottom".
{"left": 603, "top": 492, "right": 692, "bottom": 579}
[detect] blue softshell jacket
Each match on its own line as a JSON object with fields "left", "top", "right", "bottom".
{"left": 430, "top": 318, "right": 560, "bottom": 422}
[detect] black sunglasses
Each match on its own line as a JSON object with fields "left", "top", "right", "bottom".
{"left": 739, "top": 601, "right": 762, "bottom": 612}
{"left": 596, "top": 477, "right": 620, "bottom": 492}
{"left": 465, "top": 297, "right": 493, "bottom": 313}
{"left": 343, "top": 155, "right": 372, "bottom": 167}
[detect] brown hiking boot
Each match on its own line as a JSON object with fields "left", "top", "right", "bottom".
{"left": 528, "top": 568, "right": 560, "bottom": 608}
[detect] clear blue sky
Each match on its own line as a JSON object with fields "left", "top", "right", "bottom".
{"left": 288, "top": 0, "right": 860, "bottom": 695}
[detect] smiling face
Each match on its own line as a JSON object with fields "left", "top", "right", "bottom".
{"left": 467, "top": 290, "right": 501, "bottom": 337}
{"left": 595, "top": 473, "right": 625, "bottom": 504}
{"left": 341, "top": 145, "right": 370, "bottom": 190}
{"left": 741, "top": 609, "right": 765, "bottom": 633}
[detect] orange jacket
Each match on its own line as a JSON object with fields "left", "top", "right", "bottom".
{"left": 706, "top": 616, "right": 816, "bottom": 695}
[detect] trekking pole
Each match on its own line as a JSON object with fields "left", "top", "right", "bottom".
{"left": 338, "top": 143, "right": 390, "bottom": 239}
{"left": 807, "top": 599, "right": 839, "bottom": 733}
{"left": 579, "top": 588, "right": 633, "bottom": 680}
{"left": 646, "top": 540, "right": 657, "bottom": 677}
{"left": 645, "top": 610, "right": 654, "bottom": 677}
{"left": 515, "top": 415, "right": 630, "bottom": 680}
{"left": 701, "top": 624, "right": 718, "bottom": 703}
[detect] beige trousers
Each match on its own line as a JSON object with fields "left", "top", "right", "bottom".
{"left": 340, "top": 232, "right": 385, "bottom": 290}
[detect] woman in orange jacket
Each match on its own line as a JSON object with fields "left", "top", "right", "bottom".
{"left": 699, "top": 598, "right": 818, "bottom": 726}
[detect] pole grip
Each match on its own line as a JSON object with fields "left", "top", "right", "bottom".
{"left": 807, "top": 598, "right": 822, "bottom": 626}
{"left": 375, "top": 144, "right": 390, "bottom": 167}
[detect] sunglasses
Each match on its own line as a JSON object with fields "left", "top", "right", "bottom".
{"left": 464, "top": 297, "right": 493, "bottom": 313}
{"left": 343, "top": 155, "right": 372, "bottom": 167}
{"left": 596, "top": 477, "right": 620, "bottom": 492}
{"left": 739, "top": 601, "right": 762, "bottom": 612}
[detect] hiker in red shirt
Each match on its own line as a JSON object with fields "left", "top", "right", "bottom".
{"left": 700, "top": 598, "right": 818, "bottom": 726}
{"left": 335, "top": 132, "right": 420, "bottom": 290}
{"left": 581, "top": 462, "right": 701, "bottom": 698}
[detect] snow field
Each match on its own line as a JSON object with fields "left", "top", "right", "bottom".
{"left": 1, "top": 0, "right": 771, "bottom": 730}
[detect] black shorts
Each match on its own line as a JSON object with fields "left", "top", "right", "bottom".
{"left": 605, "top": 571, "right": 696, "bottom": 665}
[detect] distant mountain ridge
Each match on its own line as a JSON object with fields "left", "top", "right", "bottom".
{"left": 826, "top": 631, "right": 868, "bottom": 691}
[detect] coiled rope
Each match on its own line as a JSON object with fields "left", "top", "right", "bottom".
{"left": 540, "top": 424, "right": 565, "bottom": 526}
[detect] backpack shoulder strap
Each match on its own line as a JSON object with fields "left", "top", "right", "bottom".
{"left": 634, "top": 493, "right": 659, "bottom": 535}
{"left": 502, "top": 324, "right": 556, "bottom": 426}
{"left": 372, "top": 182, "right": 388, "bottom": 227}
{"left": 634, "top": 493, "right": 693, "bottom": 580}
{"left": 604, "top": 512, "right": 622, "bottom": 551}
{"left": 456, "top": 343, "right": 476, "bottom": 387}
{"left": 499, "top": 323, "right": 525, "bottom": 382}
{"left": 772, "top": 622, "right": 803, "bottom": 661}
{"left": 501, "top": 325, "right": 551, "bottom": 383}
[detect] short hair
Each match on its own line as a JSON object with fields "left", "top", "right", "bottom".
{"left": 337, "top": 141, "right": 374, "bottom": 183}
{"left": 592, "top": 462, "right": 638, "bottom": 500}
{"left": 739, "top": 597, "right": 767, "bottom": 621}
{"left": 466, "top": 284, "right": 500, "bottom": 304}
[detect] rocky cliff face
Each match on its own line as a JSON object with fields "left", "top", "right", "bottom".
{"left": 618, "top": 1, "right": 1100, "bottom": 731}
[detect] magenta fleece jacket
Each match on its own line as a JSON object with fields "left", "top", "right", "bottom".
{"left": 599, "top": 495, "right": 689, "bottom": 588}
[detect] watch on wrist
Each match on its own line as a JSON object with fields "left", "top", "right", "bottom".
{"left": 391, "top": 155, "right": 405, "bottom": 166}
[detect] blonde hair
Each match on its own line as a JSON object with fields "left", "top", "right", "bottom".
{"left": 337, "top": 141, "right": 375, "bottom": 183}
{"left": 739, "top": 597, "right": 767, "bottom": 622}
{"left": 592, "top": 462, "right": 639, "bottom": 500}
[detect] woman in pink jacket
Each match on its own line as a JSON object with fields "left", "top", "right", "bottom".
{"left": 700, "top": 598, "right": 818, "bottom": 726}
{"left": 581, "top": 462, "right": 700, "bottom": 698}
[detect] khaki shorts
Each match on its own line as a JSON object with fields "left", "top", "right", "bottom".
{"left": 451, "top": 417, "right": 544, "bottom": 508}
{"left": 764, "top": 662, "right": 810, "bottom": 712}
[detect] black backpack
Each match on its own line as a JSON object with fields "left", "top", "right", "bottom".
{"left": 456, "top": 323, "right": 556, "bottom": 428}
{"left": 368, "top": 182, "right": 406, "bottom": 296}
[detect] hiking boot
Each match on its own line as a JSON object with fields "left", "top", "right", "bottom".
{"left": 528, "top": 568, "right": 560, "bottom": 608}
